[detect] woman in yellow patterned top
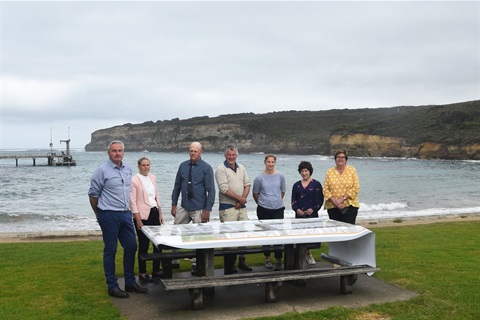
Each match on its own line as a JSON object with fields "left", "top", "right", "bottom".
{"left": 323, "top": 149, "right": 360, "bottom": 224}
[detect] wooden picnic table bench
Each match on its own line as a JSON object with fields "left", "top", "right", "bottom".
{"left": 141, "top": 219, "right": 378, "bottom": 310}
{"left": 160, "top": 254, "right": 379, "bottom": 309}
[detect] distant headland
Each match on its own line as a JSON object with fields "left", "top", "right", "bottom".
{"left": 85, "top": 100, "right": 480, "bottom": 160}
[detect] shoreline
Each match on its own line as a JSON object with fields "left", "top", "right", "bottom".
{"left": 1, "top": 213, "right": 479, "bottom": 243}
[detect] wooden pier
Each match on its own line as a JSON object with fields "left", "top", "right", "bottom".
{"left": 0, "top": 138, "right": 76, "bottom": 167}
{"left": 0, "top": 153, "right": 76, "bottom": 167}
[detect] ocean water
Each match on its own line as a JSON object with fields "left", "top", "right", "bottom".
{"left": 1, "top": 149, "right": 479, "bottom": 233}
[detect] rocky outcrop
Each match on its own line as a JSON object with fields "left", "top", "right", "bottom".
{"left": 329, "top": 134, "right": 480, "bottom": 159}
{"left": 86, "top": 122, "right": 302, "bottom": 154}
{"left": 86, "top": 124, "right": 479, "bottom": 160}
{"left": 415, "top": 142, "right": 480, "bottom": 159}
{"left": 85, "top": 101, "right": 480, "bottom": 160}
{"left": 330, "top": 134, "right": 406, "bottom": 157}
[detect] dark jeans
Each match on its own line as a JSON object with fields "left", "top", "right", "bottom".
{"left": 327, "top": 206, "right": 359, "bottom": 224}
{"left": 257, "top": 205, "right": 284, "bottom": 260}
{"left": 97, "top": 209, "right": 137, "bottom": 289}
{"left": 133, "top": 207, "right": 162, "bottom": 274}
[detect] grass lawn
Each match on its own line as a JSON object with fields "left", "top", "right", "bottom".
{"left": 0, "top": 220, "right": 478, "bottom": 319}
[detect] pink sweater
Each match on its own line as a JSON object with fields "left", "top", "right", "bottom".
{"left": 130, "top": 173, "right": 162, "bottom": 220}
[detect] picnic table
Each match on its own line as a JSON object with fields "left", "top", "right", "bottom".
{"left": 142, "top": 218, "right": 378, "bottom": 309}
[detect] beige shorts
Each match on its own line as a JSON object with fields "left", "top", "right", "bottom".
{"left": 219, "top": 207, "right": 249, "bottom": 222}
{"left": 174, "top": 206, "right": 202, "bottom": 224}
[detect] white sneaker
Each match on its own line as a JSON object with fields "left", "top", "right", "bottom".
{"left": 306, "top": 254, "right": 316, "bottom": 265}
{"left": 265, "top": 260, "right": 273, "bottom": 269}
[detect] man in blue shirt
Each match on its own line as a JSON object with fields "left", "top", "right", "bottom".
{"left": 171, "top": 142, "right": 215, "bottom": 273}
{"left": 171, "top": 141, "right": 215, "bottom": 224}
{"left": 88, "top": 140, "right": 147, "bottom": 298}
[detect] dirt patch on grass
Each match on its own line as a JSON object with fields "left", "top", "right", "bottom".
{"left": 356, "top": 312, "right": 391, "bottom": 320}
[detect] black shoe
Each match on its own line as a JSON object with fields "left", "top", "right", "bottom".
{"left": 152, "top": 271, "right": 163, "bottom": 279}
{"left": 139, "top": 274, "right": 154, "bottom": 283}
{"left": 108, "top": 287, "right": 129, "bottom": 298}
{"left": 125, "top": 282, "right": 148, "bottom": 294}
{"left": 238, "top": 262, "right": 253, "bottom": 271}
{"left": 274, "top": 260, "right": 283, "bottom": 271}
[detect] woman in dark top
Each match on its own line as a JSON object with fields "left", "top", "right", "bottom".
{"left": 291, "top": 161, "right": 324, "bottom": 264}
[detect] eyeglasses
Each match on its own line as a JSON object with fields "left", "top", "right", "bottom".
{"left": 336, "top": 156, "right": 346, "bottom": 159}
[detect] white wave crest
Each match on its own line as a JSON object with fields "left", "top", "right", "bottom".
{"left": 360, "top": 202, "right": 409, "bottom": 211}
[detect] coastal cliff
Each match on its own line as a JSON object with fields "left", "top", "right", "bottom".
{"left": 329, "top": 134, "right": 480, "bottom": 159}
{"left": 85, "top": 100, "right": 480, "bottom": 160}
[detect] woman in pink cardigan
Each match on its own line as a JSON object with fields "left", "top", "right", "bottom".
{"left": 130, "top": 157, "right": 164, "bottom": 282}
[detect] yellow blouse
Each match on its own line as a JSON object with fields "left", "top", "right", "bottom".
{"left": 323, "top": 165, "right": 360, "bottom": 209}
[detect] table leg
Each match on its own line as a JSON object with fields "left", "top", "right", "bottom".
{"left": 294, "top": 244, "right": 308, "bottom": 269}
{"left": 161, "top": 258, "right": 173, "bottom": 278}
{"left": 265, "top": 281, "right": 282, "bottom": 302}
{"left": 196, "top": 249, "right": 215, "bottom": 296}
{"left": 196, "top": 249, "right": 214, "bottom": 276}
{"left": 189, "top": 288, "right": 204, "bottom": 310}
{"left": 284, "top": 244, "right": 295, "bottom": 270}
{"left": 294, "top": 244, "right": 308, "bottom": 286}
{"left": 340, "top": 274, "right": 358, "bottom": 294}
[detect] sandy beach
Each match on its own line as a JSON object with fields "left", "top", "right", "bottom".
{"left": 1, "top": 214, "right": 479, "bottom": 244}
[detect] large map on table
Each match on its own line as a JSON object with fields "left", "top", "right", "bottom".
{"left": 142, "top": 218, "right": 376, "bottom": 267}
{"left": 142, "top": 218, "right": 371, "bottom": 249}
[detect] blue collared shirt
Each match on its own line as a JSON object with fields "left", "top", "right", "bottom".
{"left": 171, "top": 158, "right": 215, "bottom": 212}
{"left": 223, "top": 160, "right": 238, "bottom": 172}
{"left": 88, "top": 159, "right": 133, "bottom": 211}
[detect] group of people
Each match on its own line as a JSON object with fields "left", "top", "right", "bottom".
{"left": 88, "top": 140, "right": 360, "bottom": 298}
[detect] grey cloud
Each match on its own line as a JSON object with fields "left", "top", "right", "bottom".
{"left": 1, "top": 1, "right": 478, "bottom": 149}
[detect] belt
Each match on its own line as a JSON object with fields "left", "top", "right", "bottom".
{"left": 98, "top": 209, "right": 130, "bottom": 214}
{"left": 108, "top": 209, "right": 130, "bottom": 213}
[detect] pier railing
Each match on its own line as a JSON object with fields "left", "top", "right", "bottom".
{"left": 0, "top": 153, "right": 76, "bottom": 166}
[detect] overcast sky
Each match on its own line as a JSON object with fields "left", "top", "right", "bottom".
{"left": 1, "top": 1, "right": 478, "bottom": 150}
